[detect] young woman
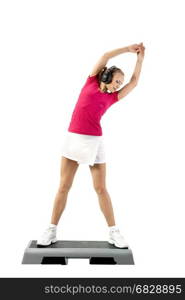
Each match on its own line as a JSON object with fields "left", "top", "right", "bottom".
{"left": 37, "top": 42, "right": 145, "bottom": 248}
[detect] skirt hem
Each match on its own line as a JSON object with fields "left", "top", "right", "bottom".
{"left": 61, "top": 153, "right": 94, "bottom": 166}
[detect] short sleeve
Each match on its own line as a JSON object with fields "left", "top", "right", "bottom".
{"left": 87, "top": 74, "right": 98, "bottom": 81}
{"left": 82, "top": 74, "right": 98, "bottom": 87}
{"left": 108, "top": 91, "right": 119, "bottom": 106}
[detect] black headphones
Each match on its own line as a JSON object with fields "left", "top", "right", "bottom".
{"left": 101, "top": 66, "right": 118, "bottom": 84}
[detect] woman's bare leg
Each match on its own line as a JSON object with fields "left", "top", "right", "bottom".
{"left": 89, "top": 163, "right": 116, "bottom": 226}
{"left": 50, "top": 156, "right": 79, "bottom": 225}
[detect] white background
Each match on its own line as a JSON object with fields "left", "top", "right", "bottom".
{"left": 0, "top": 0, "right": 185, "bottom": 277}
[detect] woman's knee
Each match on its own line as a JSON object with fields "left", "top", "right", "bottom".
{"left": 94, "top": 185, "right": 107, "bottom": 195}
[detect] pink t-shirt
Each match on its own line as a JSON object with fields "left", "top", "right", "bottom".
{"left": 68, "top": 74, "right": 119, "bottom": 136}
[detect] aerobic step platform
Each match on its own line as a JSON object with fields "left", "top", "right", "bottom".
{"left": 22, "top": 240, "right": 134, "bottom": 265}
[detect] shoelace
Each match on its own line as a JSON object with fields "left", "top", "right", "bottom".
{"left": 42, "top": 227, "right": 55, "bottom": 236}
{"left": 111, "top": 229, "right": 126, "bottom": 239}
{"left": 111, "top": 229, "right": 120, "bottom": 234}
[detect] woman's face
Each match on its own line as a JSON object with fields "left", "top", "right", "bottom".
{"left": 107, "top": 72, "right": 124, "bottom": 93}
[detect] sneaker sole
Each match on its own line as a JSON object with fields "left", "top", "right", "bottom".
{"left": 108, "top": 238, "right": 128, "bottom": 248}
{"left": 37, "top": 238, "right": 57, "bottom": 247}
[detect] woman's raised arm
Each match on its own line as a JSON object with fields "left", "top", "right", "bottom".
{"left": 89, "top": 43, "right": 143, "bottom": 77}
{"left": 130, "top": 43, "right": 145, "bottom": 84}
{"left": 89, "top": 54, "right": 109, "bottom": 77}
{"left": 105, "top": 44, "right": 141, "bottom": 59}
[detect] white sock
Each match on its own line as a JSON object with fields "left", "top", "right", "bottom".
{"left": 109, "top": 225, "right": 118, "bottom": 231}
{"left": 49, "top": 223, "right": 57, "bottom": 229}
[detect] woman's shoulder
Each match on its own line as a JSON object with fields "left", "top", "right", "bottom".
{"left": 87, "top": 73, "right": 99, "bottom": 81}
{"left": 82, "top": 73, "right": 99, "bottom": 88}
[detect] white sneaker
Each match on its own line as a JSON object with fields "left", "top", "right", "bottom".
{"left": 108, "top": 228, "right": 129, "bottom": 248}
{"left": 37, "top": 227, "right": 57, "bottom": 246}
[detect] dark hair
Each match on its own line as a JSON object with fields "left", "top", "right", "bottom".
{"left": 98, "top": 65, "right": 124, "bottom": 89}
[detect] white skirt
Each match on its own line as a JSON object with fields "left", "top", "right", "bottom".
{"left": 61, "top": 131, "right": 106, "bottom": 166}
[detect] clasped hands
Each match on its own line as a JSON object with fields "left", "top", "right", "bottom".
{"left": 128, "top": 42, "right": 145, "bottom": 60}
